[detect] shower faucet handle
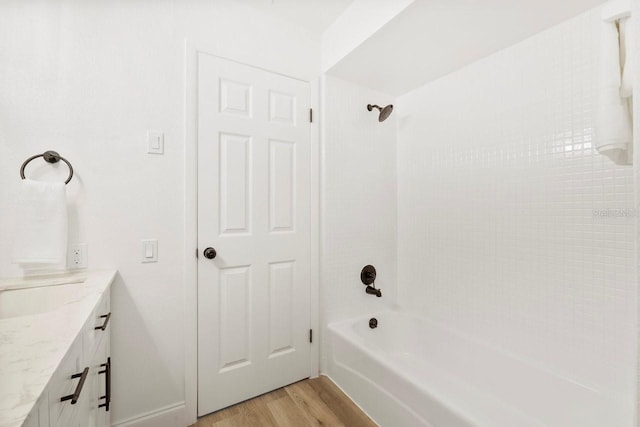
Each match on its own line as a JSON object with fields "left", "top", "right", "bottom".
{"left": 361, "top": 265, "right": 381, "bottom": 297}
{"left": 361, "top": 265, "right": 376, "bottom": 285}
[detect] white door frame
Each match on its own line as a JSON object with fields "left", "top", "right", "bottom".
{"left": 183, "top": 39, "right": 320, "bottom": 426}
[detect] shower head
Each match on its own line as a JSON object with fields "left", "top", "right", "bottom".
{"left": 367, "top": 104, "right": 393, "bottom": 122}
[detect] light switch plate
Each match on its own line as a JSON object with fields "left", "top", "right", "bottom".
{"left": 141, "top": 239, "right": 158, "bottom": 263}
{"left": 147, "top": 131, "right": 164, "bottom": 154}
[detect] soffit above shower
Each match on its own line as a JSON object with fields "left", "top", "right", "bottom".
{"left": 326, "top": 0, "right": 612, "bottom": 96}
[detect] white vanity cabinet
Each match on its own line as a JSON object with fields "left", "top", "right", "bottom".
{"left": 91, "top": 330, "right": 111, "bottom": 427}
{"left": 85, "top": 290, "right": 111, "bottom": 427}
{"left": 47, "top": 334, "right": 84, "bottom": 427}
{"left": 23, "top": 288, "right": 111, "bottom": 427}
{"left": 21, "top": 396, "right": 48, "bottom": 427}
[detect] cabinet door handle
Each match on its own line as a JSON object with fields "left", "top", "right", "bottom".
{"left": 60, "top": 367, "right": 89, "bottom": 404}
{"left": 94, "top": 312, "right": 111, "bottom": 331}
{"left": 98, "top": 357, "right": 111, "bottom": 411}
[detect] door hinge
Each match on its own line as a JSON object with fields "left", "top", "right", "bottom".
{"left": 309, "top": 108, "right": 313, "bottom": 123}
{"left": 309, "top": 329, "right": 313, "bottom": 343}
{"left": 196, "top": 248, "right": 199, "bottom": 258}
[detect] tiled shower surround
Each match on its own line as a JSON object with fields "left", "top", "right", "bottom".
{"left": 397, "top": 6, "right": 636, "bottom": 403}
{"left": 320, "top": 75, "right": 396, "bottom": 370}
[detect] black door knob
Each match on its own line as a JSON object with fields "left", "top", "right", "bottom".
{"left": 204, "top": 247, "right": 217, "bottom": 259}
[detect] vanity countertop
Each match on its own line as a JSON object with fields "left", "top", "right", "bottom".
{"left": 0, "top": 269, "right": 116, "bottom": 427}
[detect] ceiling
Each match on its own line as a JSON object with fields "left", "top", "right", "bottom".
{"left": 243, "top": 0, "right": 354, "bottom": 36}
{"left": 327, "top": 0, "right": 612, "bottom": 96}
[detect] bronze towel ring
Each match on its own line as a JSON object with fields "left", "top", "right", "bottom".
{"left": 20, "top": 150, "right": 73, "bottom": 185}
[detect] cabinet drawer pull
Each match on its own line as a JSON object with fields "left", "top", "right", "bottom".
{"left": 94, "top": 312, "right": 111, "bottom": 331}
{"left": 60, "top": 367, "right": 89, "bottom": 404}
{"left": 98, "top": 357, "right": 111, "bottom": 411}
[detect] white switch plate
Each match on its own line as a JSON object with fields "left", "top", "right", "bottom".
{"left": 147, "top": 131, "right": 164, "bottom": 154}
{"left": 141, "top": 239, "right": 158, "bottom": 263}
{"left": 69, "top": 243, "right": 88, "bottom": 269}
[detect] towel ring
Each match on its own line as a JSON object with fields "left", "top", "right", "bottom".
{"left": 20, "top": 150, "right": 74, "bottom": 185}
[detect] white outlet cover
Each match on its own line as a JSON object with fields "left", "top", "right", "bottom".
{"left": 68, "top": 243, "right": 88, "bottom": 269}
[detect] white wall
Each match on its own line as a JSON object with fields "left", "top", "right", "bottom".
{"left": 396, "top": 5, "right": 636, "bottom": 415}
{"left": 0, "top": 1, "right": 318, "bottom": 425}
{"left": 320, "top": 75, "right": 397, "bottom": 371}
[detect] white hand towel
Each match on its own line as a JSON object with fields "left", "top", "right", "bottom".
{"left": 12, "top": 179, "right": 68, "bottom": 265}
{"left": 619, "top": 16, "right": 634, "bottom": 99}
{"left": 595, "top": 20, "right": 632, "bottom": 165}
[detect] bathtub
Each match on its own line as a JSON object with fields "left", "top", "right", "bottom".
{"left": 327, "top": 310, "right": 630, "bottom": 427}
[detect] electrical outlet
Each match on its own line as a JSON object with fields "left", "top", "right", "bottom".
{"left": 69, "top": 243, "right": 88, "bottom": 269}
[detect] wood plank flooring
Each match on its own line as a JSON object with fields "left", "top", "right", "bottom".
{"left": 192, "top": 376, "right": 377, "bottom": 427}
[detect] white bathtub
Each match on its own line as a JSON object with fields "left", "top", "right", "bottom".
{"left": 328, "top": 310, "right": 630, "bottom": 427}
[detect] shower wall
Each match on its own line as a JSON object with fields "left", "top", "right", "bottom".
{"left": 320, "top": 75, "right": 397, "bottom": 370}
{"left": 396, "top": 5, "right": 636, "bottom": 404}
{"left": 633, "top": 0, "right": 640, "bottom": 418}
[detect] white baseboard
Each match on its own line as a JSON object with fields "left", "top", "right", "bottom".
{"left": 112, "top": 402, "right": 187, "bottom": 427}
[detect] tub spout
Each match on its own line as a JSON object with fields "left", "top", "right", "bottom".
{"left": 361, "top": 265, "right": 381, "bottom": 297}
{"left": 366, "top": 285, "right": 382, "bottom": 297}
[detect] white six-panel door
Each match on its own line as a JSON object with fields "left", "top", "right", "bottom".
{"left": 197, "top": 53, "right": 311, "bottom": 416}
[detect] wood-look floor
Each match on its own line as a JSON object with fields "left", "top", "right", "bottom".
{"left": 192, "top": 376, "right": 377, "bottom": 427}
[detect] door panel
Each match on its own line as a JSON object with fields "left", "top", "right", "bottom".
{"left": 197, "top": 53, "right": 311, "bottom": 416}
{"left": 218, "top": 265, "right": 251, "bottom": 372}
{"left": 219, "top": 133, "right": 251, "bottom": 235}
{"left": 268, "top": 260, "right": 295, "bottom": 356}
{"left": 269, "top": 139, "right": 296, "bottom": 232}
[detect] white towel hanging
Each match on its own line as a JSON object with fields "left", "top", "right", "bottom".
{"left": 12, "top": 179, "right": 68, "bottom": 266}
{"left": 619, "top": 16, "right": 634, "bottom": 99}
{"left": 595, "top": 18, "right": 633, "bottom": 165}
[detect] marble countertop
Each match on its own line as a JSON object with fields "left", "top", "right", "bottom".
{"left": 0, "top": 270, "right": 116, "bottom": 427}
